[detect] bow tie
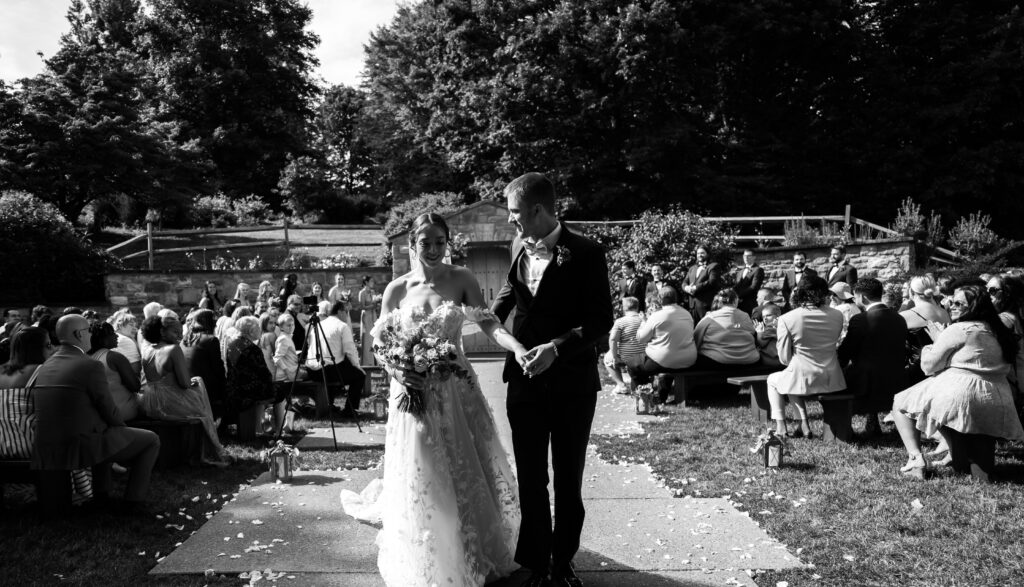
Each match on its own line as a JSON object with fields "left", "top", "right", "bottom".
{"left": 745, "top": 265, "right": 752, "bottom": 269}
{"left": 523, "top": 239, "right": 551, "bottom": 258}
{"left": 698, "top": 263, "right": 706, "bottom": 268}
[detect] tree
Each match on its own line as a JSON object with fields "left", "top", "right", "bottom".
{"left": 0, "top": 0, "right": 205, "bottom": 223}
{"left": 144, "top": 0, "right": 320, "bottom": 205}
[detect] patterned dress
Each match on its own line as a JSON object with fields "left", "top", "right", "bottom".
{"left": 340, "top": 303, "right": 520, "bottom": 587}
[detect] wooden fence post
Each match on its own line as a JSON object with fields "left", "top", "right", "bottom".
{"left": 283, "top": 219, "right": 290, "bottom": 259}
{"left": 146, "top": 221, "right": 155, "bottom": 270}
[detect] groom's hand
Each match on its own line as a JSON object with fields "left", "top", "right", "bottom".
{"left": 523, "top": 343, "right": 557, "bottom": 377}
{"left": 514, "top": 347, "right": 533, "bottom": 371}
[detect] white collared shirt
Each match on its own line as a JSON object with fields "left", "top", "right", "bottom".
{"left": 520, "top": 223, "right": 562, "bottom": 296}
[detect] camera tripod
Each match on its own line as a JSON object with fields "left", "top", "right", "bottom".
{"left": 273, "top": 312, "right": 362, "bottom": 449}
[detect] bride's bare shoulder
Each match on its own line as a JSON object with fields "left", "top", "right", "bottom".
{"left": 381, "top": 275, "right": 411, "bottom": 308}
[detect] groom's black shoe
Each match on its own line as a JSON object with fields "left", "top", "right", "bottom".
{"left": 551, "top": 562, "right": 583, "bottom": 587}
{"left": 521, "top": 570, "right": 551, "bottom": 587}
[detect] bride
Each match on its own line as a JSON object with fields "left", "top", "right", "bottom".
{"left": 341, "top": 212, "right": 528, "bottom": 586}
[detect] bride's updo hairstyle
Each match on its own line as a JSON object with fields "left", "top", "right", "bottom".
{"left": 408, "top": 213, "right": 451, "bottom": 246}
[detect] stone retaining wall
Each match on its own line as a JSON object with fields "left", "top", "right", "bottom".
{"left": 105, "top": 268, "right": 392, "bottom": 311}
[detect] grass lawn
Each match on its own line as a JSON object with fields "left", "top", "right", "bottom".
{"left": 0, "top": 418, "right": 383, "bottom": 586}
{"left": 593, "top": 391, "right": 1024, "bottom": 587}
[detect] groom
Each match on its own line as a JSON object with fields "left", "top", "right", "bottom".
{"left": 492, "top": 172, "right": 614, "bottom": 587}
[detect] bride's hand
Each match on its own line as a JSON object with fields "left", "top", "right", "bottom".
{"left": 394, "top": 369, "right": 425, "bottom": 391}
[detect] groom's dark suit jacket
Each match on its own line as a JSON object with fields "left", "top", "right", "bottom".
{"left": 492, "top": 225, "right": 614, "bottom": 403}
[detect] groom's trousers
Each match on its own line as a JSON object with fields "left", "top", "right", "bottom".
{"left": 507, "top": 391, "right": 597, "bottom": 572}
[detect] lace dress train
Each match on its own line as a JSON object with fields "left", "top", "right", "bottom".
{"left": 340, "top": 303, "right": 520, "bottom": 587}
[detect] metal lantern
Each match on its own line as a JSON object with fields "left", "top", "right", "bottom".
{"left": 371, "top": 393, "right": 389, "bottom": 420}
{"left": 266, "top": 440, "right": 299, "bottom": 482}
{"left": 751, "top": 429, "right": 785, "bottom": 469}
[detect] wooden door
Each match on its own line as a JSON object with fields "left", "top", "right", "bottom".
{"left": 463, "top": 246, "right": 513, "bottom": 354}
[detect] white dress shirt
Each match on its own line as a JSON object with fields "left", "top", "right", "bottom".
{"left": 519, "top": 223, "right": 562, "bottom": 296}
{"left": 305, "top": 315, "right": 360, "bottom": 368}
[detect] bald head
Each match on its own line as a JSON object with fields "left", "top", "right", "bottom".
{"left": 56, "top": 314, "right": 90, "bottom": 349}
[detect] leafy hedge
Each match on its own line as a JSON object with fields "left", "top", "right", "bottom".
{"left": 383, "top": 192, "right": 466, "bottom": 238}
{"left": 0, "top": 191, "right": 120, "bottom": 305}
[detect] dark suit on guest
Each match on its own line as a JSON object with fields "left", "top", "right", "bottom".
{"left": 32, "top": 344, "right": 160, "bottom": 501}
{"left": 619, "top": 275, "right": 648, "bottom": 312}
{"left": 838, "top": 303, "right": 908, "bottom": 414}
{"left": 733, "top": 264, "right": 765, "bottom": 315}
{"left": 492, "top": 223, "right": 614, "bottom": 574}
{"left": 781, "top": 267, "right": 819, "bottom": 310}
{"left": 681, "top": 262, "right": 723, "bottom": 320}
{"left": 645, "top": 279, "right": 680, "bottom": 307}
{"left": 182, "top": 333, "right": 227, "bottom": 420}
{"left": 826, "top": 261, "right": 858, "bottom": 287}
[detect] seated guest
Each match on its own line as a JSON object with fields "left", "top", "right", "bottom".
{"left": 285, "top": 294, "right": 308, "bottom": 356}
{"left": 30, "top": 305, "right": 52, "bottom": 327}
{"left": 766, "top": 276, "right": 846, "bottom": 438}
{"left": 305, "top": 301, "right": 366, "bottom": 418}
{"left": 33, "top": 315, "right": 161, "bottom": 505}
{"left": 755, "top": 303, "right": 783, "bottom": 366}
{"left": 142, "top": 301, "right": 163, "bottom": 320}
{"left": 1, "top": 308, "right": 25, "bottom": 340}
{"left": 219, "top": 305, "right": 253, "bottom": 364}
{"left": 215, "top": 299, "right": 241, "bottom": 343}
{"left": 892, "top": 285, "right": 1024, "bottom": 477}
{"left": 838, "top": 278, "right": 909, "bottom": 437}
{"left": 107, "top": 308, "right": 141, "bottom": 375}
{"left": 749, "top": 288, "right": 777, "bottom": 322}
{"left": 692, "top": 289, "right": 759, "bottom": 369}
{"left": 139, "top": 314, "right": 226, "bottom": 466}
{"left": 225, "top": 316, "right": 277, "bottom": 428}
{"left": 1, "top": 328, "right": 53, "bottom": 459}
{"left": 901, "top": 276, "right": 951, "bottom": 386}
{"left": 180, "top": 309, "right": 227, "bottom": 422}
{"left": 829, "top": 282, "right": 862, "bottom": 344}
{"left": 987, "top": 274, "right": 1024, "bottom": 395}
{"left": 258, "top": 311, "right": 280, "bottom": 373}
{"left": 627, "top": 286, "right": 697, "bottom": 403}
{"left": 87, "top": 323, "right": 142, "bottom": 421}
{"left": 603, "top": 297, "right": 645, "bottom": 394}
{"left": 272, "top": 313, "right": 302, "bottom": 431}
{"left": 732, "top": 250, "right": 764, "bottom": 315}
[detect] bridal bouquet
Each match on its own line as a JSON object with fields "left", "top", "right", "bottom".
{"left": 373, "top": 313, "right": 468, "bottom": 417}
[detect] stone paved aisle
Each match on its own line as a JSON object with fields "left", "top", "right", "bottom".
{"left": 152, "top": 358, "right": 802, "bottom": 586}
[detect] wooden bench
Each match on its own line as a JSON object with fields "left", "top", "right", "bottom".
{"left": 126, "top": 419, "right": 203, "bottom": 468}
{"left": 0, "top": 460, "right": 72, "bottom": 512}
{"left": 944, "top": 428, "right": 997, "bottom": 483}
{"left": 727, "top": 374, "right": 855, "bottom": 443}
{"left": 665, "top": 364, "right": 781, "bottom": 406}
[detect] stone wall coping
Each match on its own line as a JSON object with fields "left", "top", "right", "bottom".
{"left": 725, "top": 238, "right": 913, "bottom": 255}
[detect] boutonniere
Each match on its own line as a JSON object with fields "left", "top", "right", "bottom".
{"left": 555, "top": 245, "right": 572, "bottom": 266}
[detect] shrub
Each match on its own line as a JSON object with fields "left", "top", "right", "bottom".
{"left": 281, "top": 250, "right": 366, "bottom": 269}
{"left": 383, "top": 192, "right": 465, "bottom": 238}
{"left": 891, "top": 197, "right": 926, "bottom": 239}
{"left": 0, "top": 191, "right": 121, "bottom": 304}
{"left": 948, "top": 212, "right": 1002, "bottom": 259}
{"left": 190, "top": 194, "right": 273, "bottom": 227}
{"left": 783, "top": 218, "right": 850, "bottom": 247}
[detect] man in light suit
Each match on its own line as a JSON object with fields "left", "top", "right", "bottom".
{"left": 681, "top": 245, "right": 722, "bottom": 321}
{"left": 732, "top": 250, "right": 765, "bottom": 315}
{"left": 32, "top": 315, "right": 160, "bottom": 507}
{"left": 780, "top": 251, "right": 819, "bottom": 310}
{"left": 826, "top": 245, "right": 858, "bottom": 287}
{"left": 618, "top": 260, "right": 648, "bottom": 313}
{"left": 493, "top": 172, "right": 614, "bottom": 587}
{"left": 838, "top": 278, "right": 908, "bottom": 437}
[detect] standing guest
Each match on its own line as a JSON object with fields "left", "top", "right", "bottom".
{"left": 357, "top": 276, "right": 378, "bottom": 365}
{"left": 107, "top": 309, "right": 141, "bottom": 375}
{"left": 220, "top": 306, "right": 254, "bottom": 363}
{"left": 766, "top": 276, "right": 846, "bottom": 438}
{"left": 258, "top": 312, "right": 279, "bottom": 372}
{"left": 62, "top": 307, "right": 84, "bottom": 316}
{"left": 180, "top": 309, "right": 227, "bottom": 422}
{"left": 693, "top": 289, "right": 760, "bottom": 369}
{"left": 1, "top": 308, "right": 25, "bottom": 340}
{"left": 328, "top": 273, "right": 348, "bottom": 306}
{"left": 750, "top": 287, "right": 777, "bottom": 322}
{"left": 681, "top": 245, "right": 723, "bottom": 321}
{"left": 628, "top": 287, "right": 697, "bottom": 404}
{"left": 225, "top": 316, "right": 277, "bottom": 429}
{"left": 603, "top": 297, "right": 645, "bottom": 394}
{"left": 279, "top": 274, "right": 299, "bottom": 311}
{"left": 892, "top": 285, "right": 1024, "bottom": 477}
{"left": 272, "top": 313, "right": 302, "bottom": 432}
{"left": 233, "top": 283, "right": 252, "bottom": 308}
{"left": 987, "top": 274, "right": 1024, "bottom": 395}
{"left": 253, "top": 300, "right": 268, "bottom": 317}
{"left": 285, "top": 294, "right": 308, "bottom": 357}
{"left": 755, "top": 304, "right": 783, "bottom": 366}
{"left": 308, "top": 282, "right": 327, "bottom": 306}
{"left": 780, "top": 251, "right": 819, "bottom": 311}
{"left": 826, "top": 245, "right": 858, "bottom": 287}
{"left": 829, "top": 282, "right": 862, "bottom": 344}
{"left": 215, "top": 299, "right": 241, "bottom": 343}
{"left": 256, "top": 280, "right": 275, "bottom": 307}
{"left": 142, "top": 302, "right": 163, "bottom": 320}
{"left": 88, "top": 322, "right": 142, "bottom": 421}
{"left": 139, "top": 314, "right": 226, "bottom": 466}
{"left": 644, "top": 264, "right": 676, "bottom": 310}
{"left": 838, "top": 278, "right": 909, "bottom": 437}
{"left": 304, "top": 301, "right": 366, "bottom": 418}
{"left": 30, "top": 305, "right": 52, "bottom": 327}
{"left": 937, "top": 275, "right": 955, "bottom": 311}
{"left": 732, "top": 250, "right": 764, "bottom": 315}
{"left": 33, "top": 315, "right": 161, "bottom": 505}
{"left": 1, "top": 328, "right": 54, "bottom": 459}
{"left": 198, "top": 281, "right": 226, "bottom": 313}
{"left": 618, "top": 261, "right": 648, "bottom": 313}
{"left": 901, "top": 276, "right": 951, "bottom": 385}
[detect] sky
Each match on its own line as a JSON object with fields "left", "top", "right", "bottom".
{"left": 0, "top": 0, "right": 403, "bottom": 86}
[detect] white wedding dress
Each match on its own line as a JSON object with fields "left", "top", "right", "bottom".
{"left": 340, "top": 302, "right": 520, "bottom": 587}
